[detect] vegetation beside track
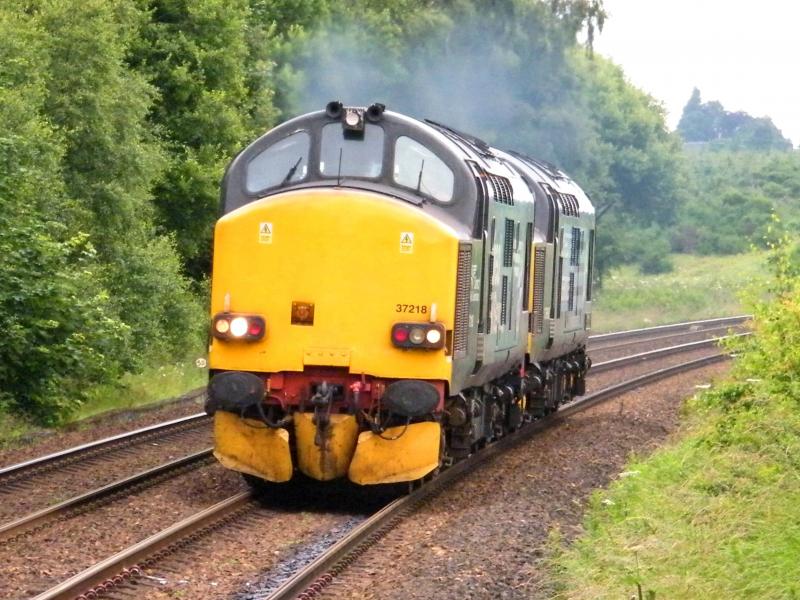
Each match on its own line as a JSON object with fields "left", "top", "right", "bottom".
{"left": 552, "top": 239, "right": 800, "bottom": 598}
{"left": 0, "top": 358, "right": 206, "bottom": 447}
{"left": 591, "top": 251, "right": 766, "bottom": 332}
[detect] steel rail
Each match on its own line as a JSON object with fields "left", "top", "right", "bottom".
{"left": 31, "top": 345, "right": 733, "bottom": 600}
{"left": 587, "top": 323, "right": 745, "bottom": 354}
{"left": 0, "top": 448, "right": 214, "bottom": 543}
{"left": 588, "top": 315, "right": 750, "bottom": 344}
{"left": 31, "top": 491, "right": 253, "bottom": 600}
{"left": 590, "top": 332, "right": 750, "bottom": 373}
{"left": 267, "top": 351, "right": 732, "bottom": 600}
{"left": 0, "top": 411, "right": 209, "bottom": 485}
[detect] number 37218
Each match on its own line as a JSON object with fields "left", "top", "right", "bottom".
{"left": 395, "top": 304, "right": 427, "bottom": 314}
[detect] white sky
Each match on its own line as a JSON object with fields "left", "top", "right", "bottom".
{"left": 592, "top": 0, "right": 800, "bottom": 147}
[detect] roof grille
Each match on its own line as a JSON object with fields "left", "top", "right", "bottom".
{"left": 487, "top": 174, "right": 514, "bottom": 205}
{"left": 556, "top": 192, "right": 579, "bottom": 217}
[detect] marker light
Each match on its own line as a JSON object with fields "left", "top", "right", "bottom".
{"left": 409, "top": 328, "right": 426, "bottom": 345}
{"left": 425, "top": 328, "right": 442, "bottom": 345}
{"left": 230, "top": 317, "right": 249, "bottom": 337}
{"left": 390, "top": 322, "right": 446, "bottom": 350}
{"left": 393, "top": 327, "right": 409, "bottom": 343}
{"left": 211, "top": 313, "right": 266, "bottom": 342}
{"left": 248, "top": 320, "right": 264, "bottom": 336}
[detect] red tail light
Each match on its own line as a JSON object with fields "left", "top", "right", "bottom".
{"left": 212, "top": 313, "right": 266, "bottom": 341}
{"left": 391, "top": 322, "right": 445, "bottom": 349}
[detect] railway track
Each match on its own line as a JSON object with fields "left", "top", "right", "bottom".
{"left": 0, "top": 448, "right": 214, "bottom": 543}
{"left": 0, "top": 316, "right": 746, "bottom": 492}
{"left": 587, "top": 314, "right": 750, "bottom": 348}
{"left": 0, "top": 409, "right": 209, "bottom": 489}
{"left": 26, "top": 327, "right": 743, "bottom": 600}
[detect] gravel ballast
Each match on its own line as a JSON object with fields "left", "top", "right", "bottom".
{"left": 312, "top": 363, "right": 731, "bottom": 599}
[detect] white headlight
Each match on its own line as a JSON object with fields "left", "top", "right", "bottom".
{"left": 230, "top": 317, "right": 248, "bottom": 337}
{"left": 426, "top": 328, "right": 442, "bottom": 344}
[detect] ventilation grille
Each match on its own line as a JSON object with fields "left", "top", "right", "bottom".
{"left": 487, "top": 174, "right": 514, "bottom": 205}
{"left": 557, "top": 192, "right": 580, "bottom": 217}
{"left": 570, "top": 227, "right": 581, "bottom": 266}
{"left": 454, "top": 245, "right": 472, "bottom": 357}
{"left": 487, "top": 255, "right": 494, "bottom": 332}
{"left": 568, "top": 272, "right": 576, "bottom": 312}
{"left": 501, "top": 275, "right": 509, "bottom": 326}
{"left": 532, "top": 247, "right": 546, "bottom": 333}
{"left": 523, "top": 222, "right": 533, "bottom": 311}
{"left": 503, "top": 219, "right": 515, "bottom": 267}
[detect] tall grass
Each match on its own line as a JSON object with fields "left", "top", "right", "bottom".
{"left": 553, "top": 240, "right": 800, "bottom": 599}
{"left": 75, "top": 358, "right": 208, "bottom": 421}
{"left": 0, "top": 357, "right": 207, "bottom": 447}
{"left": 552, "top": 389, "right": 800, "bottom": 599}
{"left": 592, "top": 252, "right": 767, "bottom": 332}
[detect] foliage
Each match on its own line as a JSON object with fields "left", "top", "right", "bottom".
{"left": 0, "top": 211, "right": 129, "bottom": 423}
{"left": 553, "top": 239, "right": 800, "bottom": 598}
{"left": 673, "top": 149, "right": 800, "bottom": 255}
{"left": 677, "top": 87, "right": 793, "bottom": 150}
{"left": 130, "top": 0, "right": 279, "bottom": 278}
{"left": 591, "top": 252, "right": 765, "bottom": 333}
{"left": 572, "top": 54, "right": 686, "bottom": 227}
{"left": 0, "top": 0, "right": 202, "bottom": 423}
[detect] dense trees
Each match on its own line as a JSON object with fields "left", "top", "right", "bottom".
{"left": 4, "top": 0, "right": 753, "bottom": 423}
{"left": 0, "top": 1, "right": 201, "bottom": 422}
{"left": 677, "top": 88, "right": 792, "bottom": 150}
{"left": 672, "top": 150, "right": 800, "bottom": 255}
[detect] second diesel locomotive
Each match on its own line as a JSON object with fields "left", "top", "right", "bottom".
{"left": 205, "top": 102, "right": 595, "bottom": 486}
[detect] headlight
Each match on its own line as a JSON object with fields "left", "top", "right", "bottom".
{"left": 230, "top": 317, "right": 248, "bottom": 337}
{"left": 425, "top": 328, "right": 442, "bottom": 345}
{"left": 212, "top": 314, "right": 266, "bottom": 342}
{"left": 390, "top": 322, "right": 446, "bottom": 350}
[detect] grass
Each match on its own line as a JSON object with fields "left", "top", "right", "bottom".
{"left": 551, "top": 385, "right": 800, "bottom": 599}
{"left": 75, "top": 357, "right": 208, "bottom": 422}
{"left": 592, "top": 252, "right": 768, "bottom": 332}
{"left": 0, "top": 356, "right": 207, "bottom": 448}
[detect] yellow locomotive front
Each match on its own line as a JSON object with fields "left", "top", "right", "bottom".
{"left": 207, "top": 103, "right": 474, "bottom": 486}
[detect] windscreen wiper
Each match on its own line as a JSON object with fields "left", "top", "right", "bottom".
{"left": 280, "top": 156, "right": 303, "bottom": 187}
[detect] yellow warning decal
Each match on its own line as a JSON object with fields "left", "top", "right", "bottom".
{"left": 259, "top": 222, "right": 273, "bottom": 244}
{"left": 399, "top": 231, "right": 414, "bottom": 254}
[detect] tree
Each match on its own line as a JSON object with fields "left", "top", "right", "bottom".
{"left": 677, "top": 88, "right": 792, "bottom": 150}
{"left": 0, "top": 3, "right": 128, "bottom": 422}
{"left": 131, "top": 0, "right": 279, "bottom": 278}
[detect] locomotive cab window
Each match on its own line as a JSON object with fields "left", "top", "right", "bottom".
{"left": 246, "top": 131, "right": 310, "bottom": 193}
{"left": 320, "top": 123, "right": 384, "bottom": 178}
{"left": 393, "top": 136, "right": 454, "bottom": 203}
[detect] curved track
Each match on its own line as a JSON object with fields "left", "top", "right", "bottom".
{"left": 27, "top": 324, "right": 743, "bottom": 600}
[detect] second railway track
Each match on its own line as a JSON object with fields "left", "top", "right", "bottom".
{"left": 24, "top": 325, "right": 742, "bottom": 600}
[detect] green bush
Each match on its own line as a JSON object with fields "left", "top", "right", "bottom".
{"left": 0, "top": 212, "right": 129, "bottom": 423}
{"left": 554, "top": 237, "right": 800, "bottom": 599}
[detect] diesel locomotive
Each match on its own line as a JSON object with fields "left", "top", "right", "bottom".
{"left": 205, "top": 102, "right": 595, "bottom": 487}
